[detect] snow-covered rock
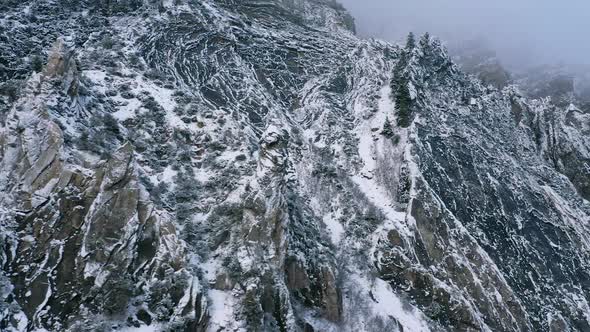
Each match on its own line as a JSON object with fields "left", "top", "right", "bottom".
{"left": 0, "top": 0, "right": 589, "bottom": 331}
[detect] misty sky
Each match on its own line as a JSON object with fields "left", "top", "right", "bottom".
{"left": 339, "top": 0, "right": 590, "bottom": 69}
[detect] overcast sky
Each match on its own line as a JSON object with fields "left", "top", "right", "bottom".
{"left": 339, "top": 0, "right": 590, "bottom": 69}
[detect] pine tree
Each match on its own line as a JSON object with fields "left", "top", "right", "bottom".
{"left": 391, "top": 49, "right": 407, "bottom": 101}
{"left": 405, "top": 32, "right": 416, "bottom": 51}
{"left": 395, "top": 82, "right": 412, "bottom": 128}
{"left": 183, "top": 220, "right": 198, "bottom": 247}
{"left": 381, "top": 116, "right": 394, "bottom": 138}
{"left": 393, "top": 33, "right": 416, "bottom": 85}
{"left": 419, "top": 32, "right": 430, "bottom": 49}
{"left": 31, "top": 55, "right": 43, "bottom": 72}
{"left": 419, "top": 33, "right": 432, "bottom": 66}
{"left": 390, "top": 32, "right": 416, "bottom": 129}
{"left": 174, "top": 170, "right": 200, "bottom": 223}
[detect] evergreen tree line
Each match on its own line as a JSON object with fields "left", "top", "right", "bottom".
{"left": 390, "top": 32, "right": 432, "bottom": 129}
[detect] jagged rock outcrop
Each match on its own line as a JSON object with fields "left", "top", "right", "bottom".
{"left": 0, "top": 40, "right": 206, "bottom": 331}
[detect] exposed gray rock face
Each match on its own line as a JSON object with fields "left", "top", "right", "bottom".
{"left": 0, "top": 1, "right": 589, "bottom": 332}
{"left": 1, "top": 39, "right": 206, "bottom": 331}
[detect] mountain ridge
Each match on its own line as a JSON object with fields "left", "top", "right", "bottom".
{"left": 1, "top": 0, "right": 590, "bottom": 331}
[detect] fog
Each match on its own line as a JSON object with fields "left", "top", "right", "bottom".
{"left": 339, "top": 0, "right": 590, "bottom": 70}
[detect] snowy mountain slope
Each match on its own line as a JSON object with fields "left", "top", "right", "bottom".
{"left": 1, "top": 0, "right": 590, "bottom": 331}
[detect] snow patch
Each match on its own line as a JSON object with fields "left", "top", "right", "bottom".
{"left": 120, "top": 324, "right": 162, "bottom": 332}
{"left": 371, "top": 278, "right": 429, "bottom": 331}
{"left": 344, "top": 274, "right": 430, "bottom": 332}
{"left": 323, "top": 212, "right": 344, "bottom": 244}
{"left": 354, "top": 85, "right": 410, "bottom": 237}
{"left": 408, "top": 82, "right": 417, "bottom": 100}
{"left": 207, "top": 289, "right": 243, "bottom": 332}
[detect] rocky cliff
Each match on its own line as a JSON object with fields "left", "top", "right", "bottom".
{"left": 1, "top": 1, "right": 590, "bottom": 331}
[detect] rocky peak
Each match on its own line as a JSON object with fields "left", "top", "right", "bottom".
{"left": 42, "top": 38, "right": 80, "bottom": 97}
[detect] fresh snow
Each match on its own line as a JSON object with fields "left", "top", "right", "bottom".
{"left": 369, "top": 277, "right": 430, "bottom": 332}
{"left": 120, "top": 325, "right": 162, "bottom": 332}
{"left": 354, "top": 85, "right": 410, "bottom": 237}
{"left": 323, "top": 212, "right": 344, "bottom": 244}
{"left": 207, "top": 289, "right": 244, "bottom": 332}
{"left": 338, "top": 273, "right": 430, "bottom": 332}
